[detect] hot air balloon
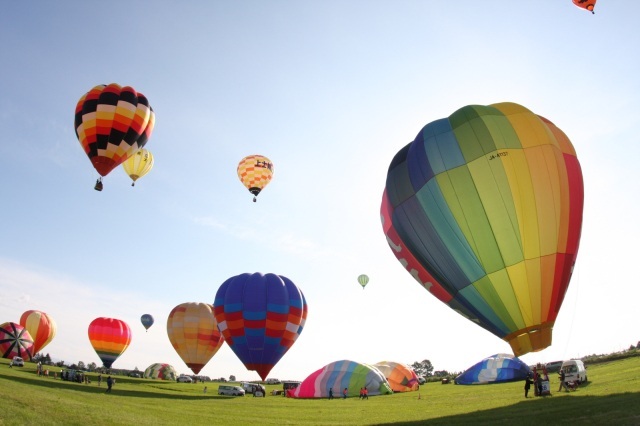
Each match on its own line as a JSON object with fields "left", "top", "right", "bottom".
{"left": 166, "top": 302, "right": 224, "bottom": 375}
{"left": 0, "top": 322, "right": 34, "bottom": 361}
{"left": 373, "top": 361, "right": 419, "bottom": 392}
{"left": 74, "top": 83, "right": 155, "bottom": 191}
{"left": 455, "top": 354, "right": 531, "bottom": 385}
{"left": 88, "top": 317, "right": 132, "bottom": 368}
{"left": 381, "top": 102, "right": 583, "bottom": 357}
{"left": 237, "top": 155, "right": 274, "bottom": 202}
{"left": 140, "top": 314, "right": 154, "bottom": 332}
{"left": 213, "top": 273, "right": 308, "bottom": 380}
{"left": 123, "top": 148, "right": 154, "bottom": 186}
{"left": 289, "top": 360, "right": 393, "bottom": 398}
{"left": 357, "top": 274, "right": 369, "bottom": 289}
{"left": 573, "top": 0, "right": 596, "bottom": 14}
{"left": 144, "top": 363, "right": 177, "bottom": 381}
{"left": 19, "top": 310, "right": 57, "bottom": 355}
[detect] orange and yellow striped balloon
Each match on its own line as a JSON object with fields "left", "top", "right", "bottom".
{"left": 19, "top": 310, "right": 57, "bottom": 355}
{"left": 166, "top": 302, "right": 224, "bottom": 374}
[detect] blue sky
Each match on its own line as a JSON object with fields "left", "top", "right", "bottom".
{"left": 1, "top": 1, "right": 638, "bottom": 381}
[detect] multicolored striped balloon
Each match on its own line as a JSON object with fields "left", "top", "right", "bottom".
{"left": 357, "top": 274, "right": 369, "bottom": 289}
{"left": 290, "top": 360, "right": 393, "bottom": 398}
{"left": 88, "top": 317, "right": 131, "bottom": 368}
{"left": 166, "top": 302, "right": 224, "bottom": 375}
{"left": 19, "top": 310, "right": 57, "bottom": 355}
{"left": 144, "top": 363, "right": 177, "bottom": 381}
{"left": 213, "top": 273, "right": 307, "bottom": 380}
{"left": 0, "top": 322, "right": 34, "bottom": 361}
{"left": 74, "top": 83, "right": 155, "bottom": 178}
{"left": 381, "top": 102, "right": 584, "bottom": 357}
{"left": 373, "top": 361, "right": 419, "bottom": 392}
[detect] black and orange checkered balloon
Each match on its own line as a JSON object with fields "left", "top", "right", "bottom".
{"left": 237, "top": 154, "right": 274, "bottom": 201}
{"left": 74, "top": 83, "right": 155, "bottom": 178}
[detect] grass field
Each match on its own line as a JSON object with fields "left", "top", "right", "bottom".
{"left": 1, "top": 357, "right": 639, "bottom": 425}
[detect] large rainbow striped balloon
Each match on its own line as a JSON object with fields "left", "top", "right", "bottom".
{"left": 88, "top": 317, "right": 131, "bottom": 368}
{"left": 381, "top": 102, "right": 584, "bottom": 356}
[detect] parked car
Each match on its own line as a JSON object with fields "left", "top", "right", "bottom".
{"left": 10, "top": 357, "right": 24, "bottom": 367}
{"left": 177, "top": 374, "right": 193, "bottom": 383}
{"left": 265, "top": 378, "right": 280, "bottom": 384}
{"left": 560, "top": 360, "right": 587, "bottom": 384}
{"left": 218, "top": 385, "right": 245, "bottom": 396}
{"left": 242, "top": 382, "right": 266, "bottom": 397}
{"left": 545, "top": 360, "right": 564, "bottom": 373}
{"left": 128, "top": 371, "right": 142, "bottom": 378}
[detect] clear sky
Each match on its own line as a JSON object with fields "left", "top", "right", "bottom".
{"left": 1, "top": 1, "right": 638, "bottom": 381}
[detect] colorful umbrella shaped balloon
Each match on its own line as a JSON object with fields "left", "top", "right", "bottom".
{"left": 88, "top": 317, "right": 132, "bottom": 368}
{"left": 140, "top": 314, "right": 154, "bottom": 332}
{"left": 237, "top": 155, "right": 274, "bottom": 202}
{"left": 19, "top": 310, "right": 57, "bottom": 355}
{"left": 381, "top": 102, "right": 584, "bottom": 357}
{"left": 123, "top": 148, "right": 154, "bottom": 186}
{"left": 357, "top": 274, "right": 369, "bottom": 289}
{"left": 166, "top": 302, "right": 224, "bottom": 375}
{"left": 0, "top": 322, "right": 34, "bottom": 361}
{"left": 213, "top": 272, "right": 308, "bottom": 380}
{"left": 74, "top": 83, "right": 155, "bottom": 190}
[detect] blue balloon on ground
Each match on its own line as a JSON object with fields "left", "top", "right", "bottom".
{"left": 455, "top": 353, "right": 531, "bottom": 385}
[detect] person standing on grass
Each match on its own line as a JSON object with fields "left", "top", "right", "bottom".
{"left": 328, "top": 388, "right": 334, "bottom": 400}
{"left": 105, "top": 376, "right": 113, "bottom": 393}
{"left": 524, "top": 373, "right": 533, "bottom": 398}
{"left": 558, "top": 370, "right": 570, "bottom": 392}
{"left": 98, "top": 374, "right": 102, "bottom": 387}
{"left": 362, "top": 387, "right": 368, "bottom": 400}
{"left": 343, "top": 388, "right": 348, "bottom": 399}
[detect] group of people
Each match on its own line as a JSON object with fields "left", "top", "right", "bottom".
{"left": 327, "top": 387, "right": 368, "bottom": 399}
{"left": 524, "top": 367, "right": 576, "bottom": 398}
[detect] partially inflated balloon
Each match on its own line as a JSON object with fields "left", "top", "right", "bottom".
{"left": 0, "top": 322, "right": 34, "bottom": 361}
{"left": 357, "top": 274, "right": 369, "bottom": 289}
{"left": 573, "top": 0, "right": 596, "bottom": 14}
{"left": 74, "top": 83, "right": 155, "bottom": 188}
{"left": 19, "top": 310, "right": 57, "bottom": 355}
{"left": 237, "top": 155, "right": 274, "bottom": 202}
{"left": 213, "top": 273, "right": 307, "bottom": 380}
{"left": 123, "top": 148, "right": 154, "bottom": 186}
{"left": 140, "top": 314, "right": 154, "bottom": 331}
{"left": 382, "top": 102, "right": 583, "bottom": 356}
{"left": 88, "top": 317, "right": 132, "bottom": 368}
{"left": 166, "top": 303, "right": 224, "bottom": 375}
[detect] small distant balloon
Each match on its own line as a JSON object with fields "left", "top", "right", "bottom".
{"left": 357, "top": 274, "right": 369, "bottom": 289}
{"left": 123, "top": 148, "right": 154, "bottom": 186}
{"left": 573, "top": 0, "right": 596, "bottom": 14}
{"left": 237, "top": 155, "right": 274, "bottom": 202}
{"left": 140, "top": 314, "right": 154, "bottom": 331}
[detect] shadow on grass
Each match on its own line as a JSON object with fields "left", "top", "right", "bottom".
{"left": 1, "top": 374, "right": 240, "bottom": 401}
{"left": 374, "top": 392, "right": 640, "bottom": 426}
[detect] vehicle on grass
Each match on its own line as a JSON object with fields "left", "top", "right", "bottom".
{"left": 242, "top": 382, "right": 266, "bottom": 397}
{"left": 128, "top": 371, "right": 142, "bottom": 378}
{"left": 10, "top": 357, "right": 24, "bottom": 367}
{"left": 218, "top": 385, "right": 245, "bottom": 396}
{"left": 265, "top": 378, "right": 280, "bottom": 384}
{"left": 560, "top": 360, "right": 587, "bottom": 384}
{"left": 61, "top": 369, "right": 85, "bottom": 383}
{"left": 177, "top": 374, "right": 193, "bottom": 383}
{"left": 545, "top": 360, "right": 564, "bottom": 373}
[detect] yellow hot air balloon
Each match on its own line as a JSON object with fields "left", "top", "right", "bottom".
{"left": 122, "top": 148, "right": 154, "bottom": 186}
{"left": 19, "top": 310, "right": 57, "bottom": 355}
{"left": 166, "top": 302, "right": 224, "bottom": 375}
{"left": 237, "top": 155, "right": 274, "bottom": 202}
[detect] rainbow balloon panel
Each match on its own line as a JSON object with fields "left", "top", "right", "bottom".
{"left": 88, "top": 317, "right": 132, "bottom": 368}
{"left": 381, "top": 102, "right": 584, "bottom": 356}
{"left": 213, "top": 273, "right": 307, "bottom": 380}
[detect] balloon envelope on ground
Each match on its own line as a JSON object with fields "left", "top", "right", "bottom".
{"left": 144, "top": 363, "right": 177, "bottom": 381}
{"left": 381, "top": 102, "right": 584, "bottom": 357}
{"left": 0, "top": 322, "right": 34, "bottom": 361}
{"left": 455, "top": 353, "right": 531, "bottom": 385}
{"left": 289, "top": 359, "right": 393, "bottom": 398}
{"left": 213, "top": 272, "right": 307, "bottom": 380}
{"left": 19, "top": 310, "right": 57, "bottom": 355}
{"left": 373, "top": 361, "right": 419, "bottom": 392}
{"left": 88, "top": 317, "right": 131, "bottom": 368}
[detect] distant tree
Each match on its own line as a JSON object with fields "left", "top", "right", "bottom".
{"left": 55, "top": 360, "right": 65, "bottom": 367}
{"left": 433, "top": 370, "right": 450, "bottom": 377}
{"left": 411, "top": 360, "right": 434, "bottom": 377}
{"left": 77, "top": 361, "right": 86, "bottom": 370}
{"left": 88, "top": 362, "right": 97, "bottom": 371}
{"left": 229, "top": 375, "right": 236, "bottom": 382}
{"left": 44, "top": 353, "right": 52, "bottom": 364}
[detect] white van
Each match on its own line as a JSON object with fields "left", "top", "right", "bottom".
{"left": 560, "top": 360, "right": 587, "bottom": 384}
{"left": 218, "top": 385, "right": 245, "bottom": 396}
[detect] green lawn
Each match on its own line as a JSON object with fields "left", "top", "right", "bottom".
{"left": 1, "top": 357, "right": 639, "bottom": 425}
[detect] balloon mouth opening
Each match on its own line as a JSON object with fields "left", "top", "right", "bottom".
{"left": 505, "top": 322, "right": 554, "bottom": 357}
{"left": 249, "top": 187, "right": 262, "bottom": 196}
{"left": 94, "top": 178, "right": 103, "bottom": 191}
